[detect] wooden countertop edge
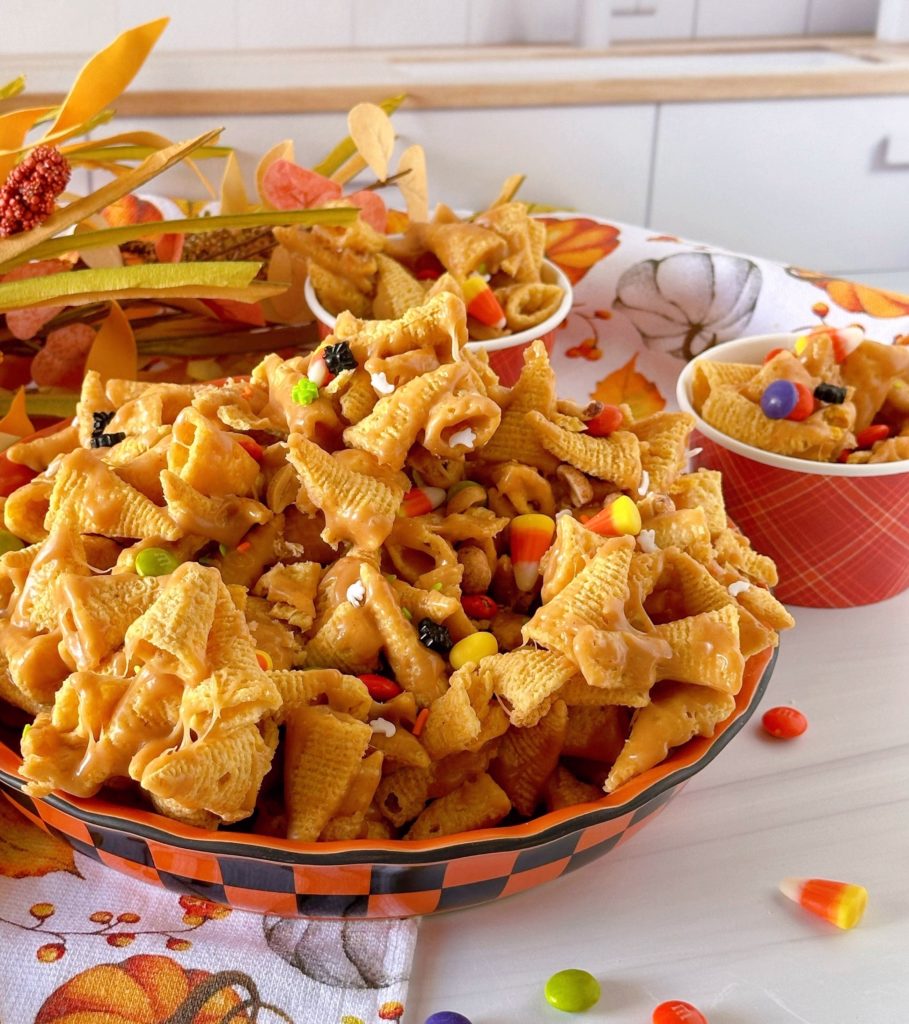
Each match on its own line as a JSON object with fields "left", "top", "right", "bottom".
{"left": 9, "top": 65, "right": 909, "bottom": 116}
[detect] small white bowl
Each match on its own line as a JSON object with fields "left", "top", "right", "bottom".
{"left": 304, "top": 258, "right": 573, "bottom": 386}
{"left": 676, "top": 332, "right": 908, "bottom": 477}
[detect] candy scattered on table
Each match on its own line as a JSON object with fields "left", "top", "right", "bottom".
{"left": 652, "top": 1000, "right": 709, "bottom": 1023}
{"left": 779, "top": 877, "right": 868, "bottom": 930}
{"left": 359, "top": 673, "right": 402, "bottom": 701}
{"left": 761, "top": 706, "right": 808, "bottom": 739}
{"left": 759, "top": 379, "right": 798, "bottom": 419}
{"left": 134, "top": 547, "right": 180, "bottom": 578}
{"left": 449, "top": 630, "right": 498, "bottom": 670}
{"left": 544, "top": 969, "right": 601, "bottom": 1012}
{"left": 584, "top": 495, "right": 642, "bottom": 537}
{"left": 401, "top": 486, "right": 447, "bottom": 517}
{"left": 510, "top": 512, "right": 556, "bottom": 591}
{"left": 423, "top": 1012, "right": 472, "bottom": 1024}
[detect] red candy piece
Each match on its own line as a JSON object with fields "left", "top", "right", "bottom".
{"left": 837, "top": 449, "right": 856, "bottom": 464}
{"left": 414, "top": 252, "right": 444, "bottom": 280}
{"left": 763, "top": 347, "right": 786, "bottom": 364}
{"left": 855, "top": 424, "right": 891, "bottom": 449}
{"left": 653, "top": 1001, "right": 708, "bottom": 1024}
{"left": 461, "top": 594, "right": 498, "bottom": 619}
{"left": 237, "top": 437, "right": 265, "bottom": 462}
{"left": 785, "top": 382, "right": 814, "bottom": 421}
{"left": 762, "top": 705, "right": 808, "bottom": 739}
{"left": 0, "top": 454, "right": 36, "bottom": 497}
{"left": 585, "top": 404, "right": 624, "bottom": 437}
{"left": 359, "top": 673, "right": 402, "bottom": 702}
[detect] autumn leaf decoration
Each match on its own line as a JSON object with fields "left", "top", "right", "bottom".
{"left": 787, "top": 267, "right": 909, "bottom": 318}
{"left": 592, "top": 353, "right": 666, "bottom": 419}
{"left": 541, "top": 217, "right": 621, "bottom": 285}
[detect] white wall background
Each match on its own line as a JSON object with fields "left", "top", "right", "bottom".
{"left": 0, "top": 0, "right": 883, "bottom": 56}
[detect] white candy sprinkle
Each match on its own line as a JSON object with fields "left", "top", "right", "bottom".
{"left": 637, "top": 470, "right": 650, "bottom": 496}
{"left": 371, "top": 371, "right": 395, "bottom": 395}
{"left": 728, "top": 580, "right": 752, "bottom": 597}
{"left": 555, "top": 509, "right": 574, "bottom": 519}
{"left": 685, "top": 447, "right": 703, "bottom": 459}
{"left": 346, "top": 580, "right": 366, "bottom": 607}
{"left": 449, "top": 426, "right": 476, "bottom": 450}
{"left": 637, "top": 528, "right": 658, "bottom": 554}
{"left": 370, "top": 718, "right": 396, "bottom": 737}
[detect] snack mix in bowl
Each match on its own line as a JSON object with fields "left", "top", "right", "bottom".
{"left": 0, "top": 294, "right": 791, "bottom": 913}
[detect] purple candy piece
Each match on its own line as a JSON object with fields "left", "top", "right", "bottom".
{"left": 425, "top": 1013, "right": 473, "bottom": 1024}
{"left": 760, "top": 378, "right": 798, "bottom": 419}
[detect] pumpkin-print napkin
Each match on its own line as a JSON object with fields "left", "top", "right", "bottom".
{"left": 1, "top": 218, "right": 907, "bottom": 1024}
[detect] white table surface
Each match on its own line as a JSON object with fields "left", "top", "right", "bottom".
{"left": 407, "top": 590, "right": 909, "bottom": 1024}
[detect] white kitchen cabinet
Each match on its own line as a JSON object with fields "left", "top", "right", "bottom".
{"left": 649, "top": 94, "right": 909, "bottom": 275}
{"left": 108, "top": 104, "right": 658, "bottom": 226}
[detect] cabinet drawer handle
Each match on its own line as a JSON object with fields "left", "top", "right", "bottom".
{"left": 882, "top": 136, "right": 909, "bottom": 167}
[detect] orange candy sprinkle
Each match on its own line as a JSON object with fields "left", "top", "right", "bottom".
{"left": 653, "top": 1001, "right": 709, "bottom": 1024}
{"left": 761, "top": 706, "right": 808, "bottom": 739}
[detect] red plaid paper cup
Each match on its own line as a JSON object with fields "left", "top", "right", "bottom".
{"left": 678, "top": 334, "right": 909, "bottom": 608}
{"left": 304, "top": 259, "right": 571, "bottom": 387}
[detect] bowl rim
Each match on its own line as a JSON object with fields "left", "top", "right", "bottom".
{"left": 303, "top": 258, "right": 573, "bottom": 355}
{"left": 0, "top": 647, "right": 775, "bottom": 865}
{"left": 676, "top": 332, "right": 909, "bottom": 478}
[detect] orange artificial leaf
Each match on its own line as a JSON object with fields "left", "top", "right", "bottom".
{"left": 44, "top": 18, "right": 169, "bottom": 139}
{"left": 0, "top": 106, "right": 56, "bottom": 180}
{"left": 0, "top": 386, "right": 35, "bottom": 438}
{"left": 0, "top": 796, "right": 82, "bottom": 879}
{"left": 541, "top": 217, "right": 621, "bottom": 284}
{"left": 84, "top": 300, "right": 137, "bottom": 382}
{"left": 592, "top": 353, "right": 665, "bottom": 419}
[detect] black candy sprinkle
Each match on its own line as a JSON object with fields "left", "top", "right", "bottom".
{"left": 322, "top": 341, "right": 357, "bottom": 375}
{"left": 417, "top": 617, "right": 453, "bottom": 655}
{"left": 89, "top": 431, "right": 127, "bottom": 449}
{"left": 91, "top": 410, "right": 115, "bottom": 435}
{"left": 813, "top": 382, "right": 848, "bottom": 404}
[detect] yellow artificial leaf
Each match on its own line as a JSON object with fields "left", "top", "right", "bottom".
{"left": 85, "top": 300, "right": 137, "bottom": 381}
{"left": 0, "top": 106, "right": 56, "bottom": 179}
{"left": 0, "top": 796, "right": 82, "bottom": 879}
{"left": 0, "top": 129, "right": 222, "bottom": 272}
{"left": 0, "top": 262, "right": 285, "bottom": 310}
{"left": 64, "top": 143, "right": 230, "bottom": 164}
{"left": 0, "top": 108, "right": 116, "bottom": 160}
{"left": 44, "top": 18, "right": 169, "bottom": 138}
{"left": 0, "top": 389, "right": 78, "bottom": 419}
{"left": 348, "top": 102, "right": 395, "bottom": 181}
{"left": 592, "top": 353, "right": 666, "bottom": 419}
{"left": 256, "top": 139, "right": 295, "bottom": 207}
{"left": 0, "top": 386, "right": 34, "bottom": 439}
{"left": 491, "top": 173, "right": 526, "bottom": 207}
{"left": 313, "top": 93, "right": 406, "bottom": 177}
{"left": 219, "top": 150, "right": 250, "bottom": 215}
{"left": 396, "top": 144, "right": 428, "bottom": 222}
{"left": 0, "top": 76, "right": 26, "bottom": 102}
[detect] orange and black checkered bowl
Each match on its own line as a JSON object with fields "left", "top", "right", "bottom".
{"left": 0, "top": 649, "right": 775, "bottom": 919}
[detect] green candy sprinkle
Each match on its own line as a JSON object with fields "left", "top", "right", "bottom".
{"left": 291, "top": 378, "right": 320, "bottom": 406}
{"left": 402, "top": 607, "right": 413, "bottom": 621}
{"left": 21, "top": 723, "right": 30, "bottom": 737}
{"left": 135, "top": 547, "right": 180, "bottom": 578}
{"left": 544, "top": 970, "right": 601, "bottom": 1013}
{"left": 218, "top": 543, "right": 230, "bottom": 557}
{"left": 432, "top": 582, "right": 444, "bottom": 592}
{"left": 0, "top": 530, "right": 25, "bottom": 556}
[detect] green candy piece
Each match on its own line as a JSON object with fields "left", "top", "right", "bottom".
{"left": 291, "top": 378, "right": 319, "bottom": 406}
{"left": 446, "top": 479, "right": 484, "bottom": 500}
{"left": 0, "top": 530, "right": 25, "bottom": 556}
{"left": 134, "top": 547, "right": 180, "bottom": 578}
{"left": 544, "top": 970, "right": 601, "bottom": 1013}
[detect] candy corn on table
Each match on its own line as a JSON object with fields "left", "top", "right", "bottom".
{"left": 2, "top": 217, "right": 908, "bottom": 1023}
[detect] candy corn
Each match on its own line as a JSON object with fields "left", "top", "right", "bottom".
{"left": 306, "top": 350, "right": 332, "bottom": 387}
{"left": 400, "top": 486, "right": 447, "bottom": 517}
{"left": 461, "top": 274, "right": 506, "bottom": 328}
{"left": 779, "top": 877, "right": 868, "bottom": 930}
{"left": 510, "top": 513, "right": 556, "bottom": 591}
{"left": 254, "top": 649, "right": 273, "bottom": 671}
{"left": 584, "top": 495, "right": 642, "bottom": 537}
